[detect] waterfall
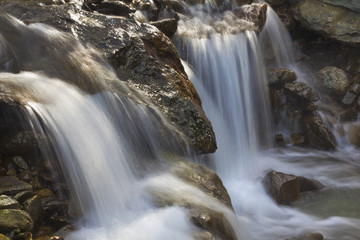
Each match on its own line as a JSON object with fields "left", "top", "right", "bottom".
{"left": 178, "top": 2, "right": 360, "bottom": 240}
{"left": 0, "top": 13, "right": 243, "bottom": 240}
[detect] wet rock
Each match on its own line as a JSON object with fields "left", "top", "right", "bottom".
{"left": 1, "top": 131, "right": 41, "bottom": 155}
{"left": 284, "top": 82, "right": 320, "bottom": 103}
{"left": 0, "top": 1, "right": 216, "bottom": 154}
{"left": 233, "top": 3, "right": 268, "bottom": 31}
{"left": 290, "top": 132, "right": 305, "bottom": 146}
{"left": 349, "top": 83, "right": 360, "bottom": 95}
{"left": 347, "top": 123, "right": 360, "bottom": 147}
{"left": 0, "top": 209, "right": 33, "bottom": 232}
{"left": 84, "top": 0, "right": 136, "bottom": 16}
{"left": 265, "top": 0, "right": 286, "bottom": 7}
{"left": 34, "top": 236, "right": 63, "bottom": 240}
{"left": 170, "top": 157, "right": 233, "bottom": 208}
{"left": 14, "top": 191, "right": 34, "bottom": 204}
{"left": 315, "top": 66, "right": 349, "bottom": 98}
{"left": 263, "top": 170, "right": 325, "bottom": 205}
{"left": 263, "top": 170, "right": 300, "bottom": 204}
{"left": 287, "top": 232, "right": 324, "bottom": 240}
{"left": 323, "top": 0, "right": 360, "bottom": 14}
{"left": 41, "top": 196, "right": 68, "bottom": 216}
{"left": 0, "top": 177, "right": 32, "bottom": 196}
{"left": 268, "top": 68, "right": 297, "bottom": 87}
{"left": 302, "top": 112, "right": 336, "bottom": 150}
{"left": 296, "top": 0, "right": 360, "bottom": 45}
{"left": 192, "top": 231, "right": 214, "bottom": 240}
{"left": 149, "top": 18, "right": 178, "bottom": 38}
{"left": 23, "top": 195, "right": 44, "bottom": 229}
{"left": 297, "top": 177, "right": 325, "bottom": 193}
{"left": 0, "top": 195, "right": 21, "bottom": 209}
{"left": 34, "top": 189, "right": 55, "bottom": 198}
{"left": 189, "top": 209, "right": 236, "bottom": 240}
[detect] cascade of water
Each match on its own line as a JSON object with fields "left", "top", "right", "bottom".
{"left": 178, "top": 2, "right": 360, "bottom": 240}
{"left": 0, "top": 13, "right": 244, "bottom": 240}
{"left": 177, "top": 9, "right": 272, "bottom": 180}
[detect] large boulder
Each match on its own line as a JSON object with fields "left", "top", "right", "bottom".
{"left": 314, "top": 66, "right": 350, "bottom": 99}
{"left": 233, "top": 3, "right": 268, "bottom": 31}
{"left": 296, "top": 0, "right": 360, "bottom": 45}
{"left": 0, "top": 1, "right": 216, "bottom": 154}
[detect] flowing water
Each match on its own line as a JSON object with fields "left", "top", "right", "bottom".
{"left": 0, "top": 14, "right": 242, "bottom": 240}
{"left": 177, "top": 2, "right": 360, "bottom": 240}
{"left": 1, "top": 1, "right": 360, "bottom": 240}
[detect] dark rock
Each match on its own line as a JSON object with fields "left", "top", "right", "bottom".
{"left": 0, "top": 209, "right": 33, "bottom": 232}
{"left": 192, "top": 231, "right": 214, "bottom": 240}
{"left": 91, "top": 0, "right": 135, "bottom": 16}
{"left": 1, "top": 131, "right": 41, "bottom": 155}
{"left": 268, "top": 68, "right": 297, "bottom": 87}
{"left": 302, "top": 112, "right": 336, "bottom": 150}
{"left": 315, "top": 66, "right": 349, "bottom": 98}
{"left": 287, "top": 232, "right": 324, "bottom": 240}
{"left": 150, "top": 18, "right": 178, "bottom": 38}
{"left": 14, "top": 191, "right": 34, "bottom": 204}
{"left": 0, "top": 177, "right": 32, "bottom": 196}
{"left": 34, "top": 236, "right": 63, "bottom": 240}
{"left": 284, "top": 82, "right": 320, "bottom": 103}
{"left": 349, "top": 83, "right": 360, "bottom": 95}
{"left": 265, "top": 0, "right": 286, "bottom": 7}
{"left": 0, "top": 195, "right": 21, "bottom": 209}
{"left": 296, "top": 0, "right": 360, "bottom": 45}
{"left": 23, "top": 195, "right": 44, "bottom": 229}
{"left": 233, "top": 3, "right": 268, "bottom": 31}
{"left": 297, "top": 177, "right": 325, "bottom": 193}
{"left": 275, "top": 133, "right": 285, "bottom": 144}
{"left": 41, "top": 196, "right": 68, "bottom": 216}
{"left": 34, "top": 189, "right": 55, "bottom": 198}
{"left": 347, "top": 123, "right": 360, "bottom": 147}
{"left": 263, "top": 170, "right": 300, "bottom": 204}
{"left": 290, "top": 132, "right": 305, "bottom": 145}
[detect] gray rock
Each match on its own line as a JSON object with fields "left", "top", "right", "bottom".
{"left": 341, "top": 91, "right": 357, "bottom": 105}
{"left": 233, "top": 3, "right": 268, "bottom": 31}
{"left": 323, "top": 0, "right": 360, "bottom": 14}
{"left": 0, "top": 195, "right": 21, "bottom": 209}
{"left": 315, "top": 66, "right": 349, "bottom": 98}
{"left": 296, "top": 0, "right": 360, "bottom": 45}
{"left": 12, "top": 156, "right": 28, "bottom": 170}
{"left": 0, "top": 209, "right": 33, "bottom": 232}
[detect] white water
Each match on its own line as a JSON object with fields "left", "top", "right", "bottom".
{"left": 0, "top": 13, "right": 242, "bottom": 240}
{"left": 178, "top": 2, "right": 360, "bottom": 240}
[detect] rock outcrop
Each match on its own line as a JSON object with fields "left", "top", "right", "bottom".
{"left": 295, "top": 0, "right": 360, "bottom": 45}
{"left": 0, "top": 1, "right": 217, "bottom": 154}
{"left": 268, "top": 68, "right": 336, "bottom": 149}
